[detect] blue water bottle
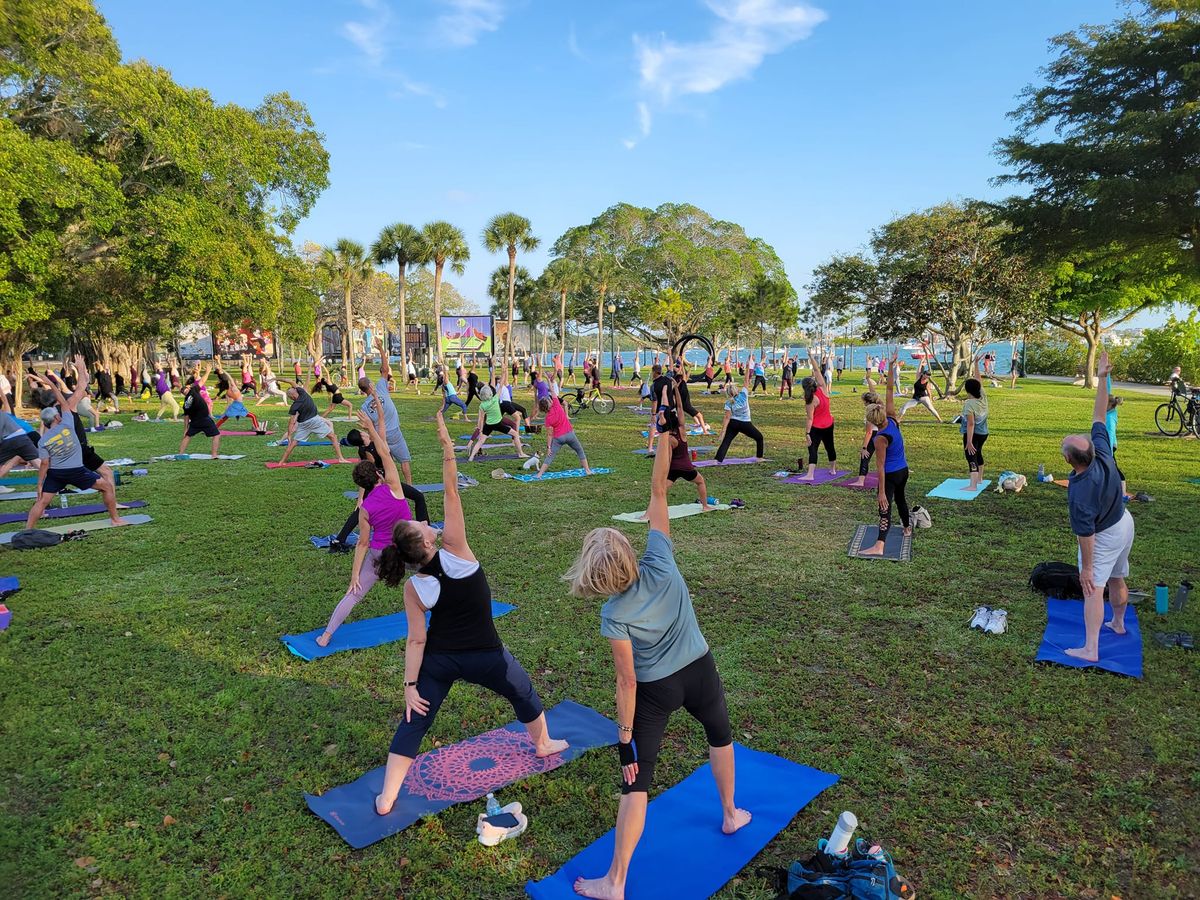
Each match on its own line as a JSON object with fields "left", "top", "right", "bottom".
{"left": 1155, "top": 582, "right": 1169, "bottom": 615}
{"left": 486, "top": 792, "right": 501, "bottom": 816}
{"left": 1037, "top": 463, "right": 1045, "bottom": 480}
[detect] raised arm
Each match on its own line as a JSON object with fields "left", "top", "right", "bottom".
{"left": 808, "top": 347, "right": 826, "bottom": 390}
{"left": 647, "top": 419, "right": 672, "bottom": 536}
{"left": 357, "top": 410, "right": 402, "bottom": 492}
{"left": 433, "top": 410, "right": 472, "bottom": 560}
{"left": 376, "top": 337, "right": 391, "bottom": 380}
{"left": 67, "top": 354, "right": 88, "bottom": 409}
{"left": 1094, "top": 352, "right": 1111, "bottom": 425}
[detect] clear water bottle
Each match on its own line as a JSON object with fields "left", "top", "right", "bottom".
{"left": 486, "top": 792, "right": 501, "bottom": 816}
{"left": 59, "top": 493, "right": 68, "bottom": 509}
{"left": 1037, "top": 463, "right": 1045, "bottom": 480}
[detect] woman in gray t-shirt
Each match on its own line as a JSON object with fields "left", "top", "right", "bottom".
{"left": 565, "top": 416, "right": 751, "bottom": 899}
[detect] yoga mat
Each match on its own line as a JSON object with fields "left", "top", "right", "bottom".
{"left": 309, "top": 532, "right": 358, "bottom": 549}
{"left": 0, "top": 500, "right": 147, "bottom": 526}
{"left": 0, "top": 575, "right": 18, "bottom": 598}
{"left": 510, "top": 467, "right": 610, "bottom": 482}
{"left": 454, "top": 444, "right": 512, "bottom": 452}
{"left": 283, "top": 599, "right": 514, "bottom": 660}
{"left": 626, "top": 406, "right": 653, "bottom": 413}
{"left": 781, "top": 469, "right": 847, "bottom": 485}
{"left": 151, "top": 454, "right": 246, "bottom": 461}
{"left": 0, "top": 513, "right": 152, "bottom": 546}
{"left": 693, "top": 457, "right": 766, "bottom": 468}
{"left": 1, "top": 489, "right": 98, "bottom": 503}
{"left": 219, "top": 430, "right": 274, "bottom": 436}
{"left": 526, "top": 744, "right": 839, "bottom": 900}
{"left": 305, "top": 700, "right": 616, "bottom": 848}
{"left": 926, "top": 478, "right": 991, "bottom": 500}
{"left": 265, "top": 459, "right": 352, "bottom": 469}
{"left": 1035, "top": 598, "right": 1143, "bottom": 678}
{"left": 0, "top": 476, "right": 37, "bottom": 487}
{"left": 641, "top": 428, "right": 706, "bottom": 437}
{"left": 847, "top": 524, "right": 912, "bottom": 562}
{"left": 268, "top": 439, "right": 332, "bottom": 447}
{"left": 462, "top": 452, "right": 524, "bottom": 461}
{"left": 345, "top": 485, "right": 451, "bottom": 498}
{"left": 633, "top": 447, "right": 714, "bottom": 455}
{"left": 837, "top": 474, "right": 878, "bottom": 491}
{"left": 613, "top": 500, "right": 727, "bottom": 522}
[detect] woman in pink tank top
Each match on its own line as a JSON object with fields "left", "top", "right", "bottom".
{"left": 315, "top": 412, "right": 414, "bottom": 648}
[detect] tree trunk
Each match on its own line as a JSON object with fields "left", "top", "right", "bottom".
{"left": 397, "top": 262, "right": 407, "bottom": 367}
{"left": 433, "top": 261, "right": 444, "bottom": 362}
{"left": 942, "top": 332, "right": 973, "bottom": 395}
{"left": 559, "top": 288, "right": 567, "bottom": 360}
{"left": 597, "top": 286, "right": 606, "bottom": 363}
{"left": 1082, "top": 322, "right": 1101, "bottom": 389}
{"left": 342, "top": 275, "right": 354, "bottom": 367}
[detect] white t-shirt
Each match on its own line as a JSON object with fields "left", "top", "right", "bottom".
{"left": 410, "top": 549, "right": 480, "bottom": 609}
{"left": 0, "top": 372, "right": 10, "bottom": 396}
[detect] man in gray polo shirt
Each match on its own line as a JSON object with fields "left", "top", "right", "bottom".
{"left": 358, "top": 338, "right": 412, "bottom": 483}
{"left": 1062, "top": 352, "right": 1134, "bottom": 663}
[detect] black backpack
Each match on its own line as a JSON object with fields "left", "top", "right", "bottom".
{"left": 1029, "top": 561, "right": 1083, "bottom": 599}
{"left": 10, "top": 529, "right": 87, "bottom": 550}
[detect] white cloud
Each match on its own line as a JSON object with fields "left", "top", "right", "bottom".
{"left": 637, "top": 101, "right": 652, "bottom": 137}
{"left": 635, "top": 0, "right": 826, "bottom": 103}
{"left": 435, "top": 0, "right": 506, "bottom": 48}
{"left": 567, "top": 22, "right": 586, "bottom": 60}
{"left": 340, "top": 0, "right": 392, "bottom": 67}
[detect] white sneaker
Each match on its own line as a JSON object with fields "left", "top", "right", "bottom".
{"left": 984, "top": 609, "right": 1008, "bottom": 635}
{"left": 477, "top": 807, "right": 528, "bottom": 846}
{"left": 968, "top": 606, "right": 992, "bottom": 630}
{"left": 0, "top": 485, "right": 12, "bottom": 494}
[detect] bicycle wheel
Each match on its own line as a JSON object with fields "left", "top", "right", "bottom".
{"left": 1154, "top": 402, "right": 1183, "bottom": 436}
{"left": 1189, "top": 408, "right": 1200, "bottom": 439}
{"left": 591, "top": 392, "right": 615, "bottom": 414}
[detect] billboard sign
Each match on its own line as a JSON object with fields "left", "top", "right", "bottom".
{"left": 389, "top": 324, "right": 429, "bottom": 357}
{"left": 177, "top": 322, "right": 214, "bottom": 361}
{"left": 439, "top": 315, "right": 493, "bottom": 356}
{"left": 214, "top": 323, "right": 275, "bottom": 359}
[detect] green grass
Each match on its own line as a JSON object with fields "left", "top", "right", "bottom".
{"left": 2, "top": 378, "right": 1198, "bottom": 898}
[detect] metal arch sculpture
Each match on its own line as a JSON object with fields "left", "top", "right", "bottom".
{"left": 669, "top": 333, "right": 714, "bottom": 364}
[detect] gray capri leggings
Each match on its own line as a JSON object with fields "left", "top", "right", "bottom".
{"left": 543, "top": 432, "right": 587, "bottom": 467}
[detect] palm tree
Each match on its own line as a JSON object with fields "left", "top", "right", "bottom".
{"left": 587, "top": 252, "right": 618, "bottom": 361}
{"left": 319, "top": 238, "right": 373, "bottom": 366}
{"left": 482, "top": 213, "right": 540, "bottom": 370}
{"left": 371, "top": 223, "right": 429, "bottom": 366}
{"left": 542, "top": 257, "right": 584, "bottom": 359}
{"left": 420, "top": 222, "right": 470, "bottom": 362}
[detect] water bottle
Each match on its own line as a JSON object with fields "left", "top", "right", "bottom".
{"left": 825, "top": 811, "right": 858, "bottom": 856}
{"left": 1037, "top": 463, "right": 1045, "bottom": 480}
{"left": 1175, "top": 580, "right": 1192, "bottom": 612}
{"left": 1155, "top": 582, "right": 1169, "bottom": 615}
{"left": 486, "top": 792, "right": 501, "bottom": 816}
{"left": 59, "top": 493, "right": 68, "bottom": 509}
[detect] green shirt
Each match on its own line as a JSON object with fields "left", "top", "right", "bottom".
{"left": 480, "top": 394, "right": 502, "bottom": 425}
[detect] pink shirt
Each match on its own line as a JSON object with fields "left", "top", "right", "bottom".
{"left": 362, "top": 483, "right": 413, "bottom": 550}
{"left": 810, "top": 389, "right": 834, "bottom": 429}
{"left": 544, "top": 397, "right": 573, "bottom": 439}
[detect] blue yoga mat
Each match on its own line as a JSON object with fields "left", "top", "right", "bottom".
{"left": 310, "top": 533, "right": 358, "bottom": 549}
{"left": 926, "top": 478, "right": 991, "bottom": 500}
{"left": 0, "top": 476, "right": 38, "bottom": 487}
{"left": 306, "top": 700, "right": 616, "bottom": 848}
{"left": 282, "top": 599, "right": 515, "bottom": 661}
{"left": 526, "top": 744, "right": 839, "bottom": 900}
{"left": 511, "top": 467, "right": 610, "bottom": 483}
{"left": 1035, "top": 598, "right": 1143, "bottom": 678}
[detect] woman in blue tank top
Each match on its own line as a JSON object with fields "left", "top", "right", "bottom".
{"left": 859, "top": 353, "right": 912, "bottom": 556}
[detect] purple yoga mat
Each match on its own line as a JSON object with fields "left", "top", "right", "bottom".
{"left": 838, "top": 474, "right": 878, "bottom": 491}
{"left": 0, "top": 500, "right": 148, "bottom": 525}
{"left": 780, "top": 469, "right": 848, "bottom": 485}
{"left": 693, "top": 457, "right": 765, "bottom": 468}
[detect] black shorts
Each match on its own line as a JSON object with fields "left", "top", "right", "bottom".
{"left": 186, "top": 417, "right": 220, "bottom": 438}
{"left": 668, "top": 468, "right": 697, "bottom": 482}
{"left": 0, "top": 433, "right": 39, "bottom": 466}
{"left": 331, "top": 391, "right": 345, "bottom": 405}
{"left": 482, "top": 419, "right": 515, "bottom": 436}
{"left": 82, "top": 446, "right": 105, "bottom": 471}
{"left": 42, "top": 466, "right": 99, "bottom": 495}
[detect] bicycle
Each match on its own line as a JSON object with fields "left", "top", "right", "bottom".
{"left": 564, "top": 386, "right": 615, "bottom": 416}
{"left": 1154, "top": 383, "right": 1200, "bottom": 437}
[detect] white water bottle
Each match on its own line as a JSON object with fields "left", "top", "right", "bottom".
{"left": 826, "top": 811, "right": 858, "bottom": 856}
{"left": 486, "top": 792, "right": 501, "bottom": 816}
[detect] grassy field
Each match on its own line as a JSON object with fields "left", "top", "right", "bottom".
{"left": 1, "top": 376, "right": 1197, "bottom": 899}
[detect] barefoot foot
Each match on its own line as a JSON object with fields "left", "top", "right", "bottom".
{"left": 1104, "top": 620, "right": 1127, "bottom": 635}
{"left": 111, "top": 517, "right": 132, "bottom": 527}
{"left": 574, "top": 875, "right": 624, "bottom": 899}
{"left": 1064, "top": 646, "right": 1099, "bottom": 662}
{"left": 375, "top": 794, "right": 394, "bottom": 816}
{"left": 315, "top": 631, "right": 333, "bottom": 648}
{"left": 536, "top": 738, "right": 569, "bottom": 758}
{"left": 722, "top": 807, "right": 752, "bottom": 834}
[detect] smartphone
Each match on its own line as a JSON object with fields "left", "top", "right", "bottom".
{"left": 483, "top": 812, "right": 520, "bottom": 828}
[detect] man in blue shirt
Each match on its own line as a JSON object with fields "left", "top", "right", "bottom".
{"left": 1062, "top": 352, "right": 1134, "bottom": 662}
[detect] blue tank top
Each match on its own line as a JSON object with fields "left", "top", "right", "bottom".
{"left": 879, "top": 417, "right": 907, "bottom": 473}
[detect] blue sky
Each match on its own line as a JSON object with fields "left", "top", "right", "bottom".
{"left": 97, "top": 0, "right": 1175, "bottom": 326}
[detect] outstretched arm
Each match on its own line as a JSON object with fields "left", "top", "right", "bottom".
{"left": 357, "top": 410, "right": 402, "bottom": 492}
{"left": 434, "top": 410, "right": 472, "bottom": 560}
{"left": 808, "top": 348, "right": 826, "bottom": 390}
{"left": 1094, "top": 352, "right": 1111, "bottom": 425}
{"left": 376, "top": 337, "right": 391, "bottom": 380}
{"left": 647, "top": 420, "right": 672, "bottom": 536}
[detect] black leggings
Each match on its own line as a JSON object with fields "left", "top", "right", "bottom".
{"left": 779, "top": 377, "right": 792, "bottom": 398}
{"left": 499, "top": 400, "right": 526, "bottom": 419}
{"left": 878, "top": 466, "right": 911, "bottom": 539}
{"left": 716, "top": 419, "right": 764, "bottom": 461}
{"left": 464, "top": 381, "right": 480, "bottom": 408}
{"left": 625, "top": 651, "right": 732, "bottom": 794}
{"left": 723, "top": 373, "right": 733, "bottom": 385}
{"left": 858, "top": 447, "right": 872, "bottom": 477}
{"left": 807, "top": 424, "right": 836, "bottom": 465}
{"left": 963, "top": 432, "right": 988, "bottom": 473}
{"left": 390, "top": 647, "right": 543, "bottom": 758}
{"left": 751, "top": 375, "right": 767, "bottom": 393}
{"left": 336, "top": 483, "right": 430, "bottom": 543}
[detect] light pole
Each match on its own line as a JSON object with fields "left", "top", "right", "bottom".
{"left": 607, "top": 302, "right": 616, "bottom": 380}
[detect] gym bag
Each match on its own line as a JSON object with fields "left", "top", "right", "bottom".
{"left": 11, "top": 529, "right": 63, "bottom": 549}
{"left": 782, "top": 840, "right": 915, "bottom": 900}
{"left": 1029, "top": 561, "right": 1084, "bottom": 599}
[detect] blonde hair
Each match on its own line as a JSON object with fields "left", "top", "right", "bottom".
{"left": 861, "top": 391, "right": 880, "bottom": 406}
{"left": 864, "top": 403, "right": 886, "bottom": 429}
{"left": 564, "top": 528, "right": 640, "bottom": 598}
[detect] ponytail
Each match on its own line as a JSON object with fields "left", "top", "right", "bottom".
{"left": 801, "top": 376, "right": 817, "bottom": 405}
{"left": 376, "top": 544, "right": 408, "bottom": 588}
{"left": 375, "top": 520, "right": 430, "bottom": 587}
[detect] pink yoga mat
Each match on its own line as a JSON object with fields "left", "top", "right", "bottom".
{"left": 781, "top": 469, "right": 848, "bottom": 486}
{"left": 838, "top": 474, "right": 878, "bottom": 491}
{"left": 693, "top": 457, "right": 766, "bottom": 468}
{"left": 264, "top": 459, "right": 353, "bottom": 469}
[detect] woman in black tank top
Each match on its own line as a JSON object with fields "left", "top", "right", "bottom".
{"left": 368, "top": 410, "right": 569, "bottom": 816}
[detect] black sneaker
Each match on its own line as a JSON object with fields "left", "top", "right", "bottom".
{"left": 327, "top": 539, "right": 351, "bottom": 554}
